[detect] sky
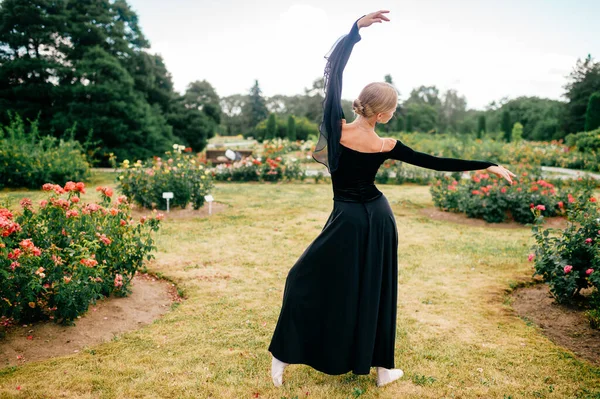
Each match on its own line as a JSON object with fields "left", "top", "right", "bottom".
{"left": 126, "top": 0, "right": 600, "bottom": 110}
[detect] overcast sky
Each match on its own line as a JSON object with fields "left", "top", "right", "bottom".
{"left": 126, "top": 0, "right": 600, "bottom": 110}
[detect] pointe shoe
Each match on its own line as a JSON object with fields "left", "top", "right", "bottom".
{"left": 376, "top": 366, "right": 404, "bottom": 387}
{"left": 271, "top": 355, "right": 289, "bottom": 387}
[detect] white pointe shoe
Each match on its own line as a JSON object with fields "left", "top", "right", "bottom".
{"left": 376, "top": 366, "right": 404, "bottom": 387}
{"left": 271, "top": 355, "right": 289, "bottom": 387}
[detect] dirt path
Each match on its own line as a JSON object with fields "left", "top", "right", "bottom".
{"left": 0, "top": 272, "right": 182, "bottom": 368}
{"left": 511, "top": 284, "right": 600, "bottom": 366}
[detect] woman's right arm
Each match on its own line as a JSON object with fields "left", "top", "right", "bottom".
{"left": 322, "top": 11, "right": 390, "bottom": 133}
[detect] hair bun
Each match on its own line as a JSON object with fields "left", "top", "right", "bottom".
{"left": 353, "top": 98, "right": 365, "bottom": 117}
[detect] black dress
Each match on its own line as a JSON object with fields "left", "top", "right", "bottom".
{"left": 267, "top": 18, "right": 498, "bottom": 376}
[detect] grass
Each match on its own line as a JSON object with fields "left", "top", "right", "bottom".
{"left": 1, "top": 171, "right": 599, "bottom": 398}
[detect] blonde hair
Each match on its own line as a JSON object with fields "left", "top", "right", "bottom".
{"left": 352, "top": 82, "right": 398, "bottom": 118}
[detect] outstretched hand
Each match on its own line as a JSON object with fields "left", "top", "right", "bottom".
{"left": 486, "top": 164, "right": 516, "bottom": 184}
{"left": 357, "top": 10, "right": 390, "bottom": 29}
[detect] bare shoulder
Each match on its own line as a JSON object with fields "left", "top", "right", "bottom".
{"left": 380, "top": 137, "right": 398, "bottom": 152}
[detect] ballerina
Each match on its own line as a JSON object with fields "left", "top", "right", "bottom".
{"left": 268, "top": 10, "right": 516, "bottom": 388}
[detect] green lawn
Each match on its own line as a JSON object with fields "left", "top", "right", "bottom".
{"left": 1, "top": 172, "right": 599, "bottom": 398}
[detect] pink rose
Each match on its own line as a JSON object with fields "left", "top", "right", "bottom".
{"left": 528, "top": 254, "right": 535, "bottom": 262}
{"left": 564, "top": 265, "right": 573, "bottom": 274}
{"left": 586, "top": 268, "right": 594, "bottom": 276}
{"left": 585, "top": 238, "right": 592, "bottom": 244}
{"left": 535, "top": 205, "right": 545, "bottom": 211}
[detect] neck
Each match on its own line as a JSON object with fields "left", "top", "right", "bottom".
{"left": 355, "top": 115, "right": 377, "bottom": 132}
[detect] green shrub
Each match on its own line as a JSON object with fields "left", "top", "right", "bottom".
{"left": 0, "top": 182, "right": 161, "bottom": 325}
{"left": 530, "top": 194, "right": 600, "bottom": 326}
{"left": 252, "top": 115, "right": 318, "bottom": 142}
{"left": 114, "top": 145, "right": 214, "bottom": 210}
{"left": 0, "top": 114, "right": 90, "bottom": 189}
{"left": 429, "top": 164, "right": 596, "bottom": 224}
{"left": 565, "top": 129, "right": 600, "bottom": 153}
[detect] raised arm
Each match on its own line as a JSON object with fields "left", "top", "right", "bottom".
{"left": 387, "top": 139, "right": 498, "bottom": 172}
{"left": 313, "top": 11, "right": 390, "bottom": 173}
{"left": 320, "top": 17, "right": 363, "bottom": 146}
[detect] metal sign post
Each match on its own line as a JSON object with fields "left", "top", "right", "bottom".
{"left": 204, "top": 195, "right": 214, "bottom": 215}
{"left": 162, "top": 192, "right": 174, "bottom": 212}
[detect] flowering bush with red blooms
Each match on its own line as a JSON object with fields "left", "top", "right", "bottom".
{"left": 530, "top": 195, "right": 600, "bottom": 327}
{"left": 0, "top": 181, "right": 162, "bottom": 326}
{"left": 429, "top": 163, "right": 597, "bottom": 224}
{"left": 113, "top": 145, "right": 214, "bottom": 210}
{"left": 212, "top": 155, "right": 305, "bottom": 182}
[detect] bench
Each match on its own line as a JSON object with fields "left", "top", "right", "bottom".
{"left": 205, "top": 149, "right": 254, "bottom": 165}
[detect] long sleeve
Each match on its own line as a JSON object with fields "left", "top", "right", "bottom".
{"left": 387, "top": 139, "right": 498, "bottom": 172}
{"left": 312, "top": 16, "right": 364, "bottom": 174}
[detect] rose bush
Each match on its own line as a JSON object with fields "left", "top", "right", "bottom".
{"left": 114, "top": 144, "right": 214, "bottom": 210}
{"left": 0, "top": 182, "right": 161, "bottom": 326}
{"left": 429, "top": 164, "right": 596, "bottom": 224}
{"left": 529, "top": 193, "right": 600, "bottom": 328}
{"left": 212, "top": 155, "right": 305, "bottom": 182}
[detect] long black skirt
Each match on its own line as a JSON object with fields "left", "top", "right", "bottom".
{"left": 268, "top": 194, "right": 398, "bottom": 375}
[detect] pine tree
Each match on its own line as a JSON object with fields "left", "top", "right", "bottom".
{"left": 477, "top": 114, "right": 486, "bottom": 138}
{"left": 585, "top": 92, "right": 600, "bottom": 131}
{"left": 287, "top": 115, "right": 296, "bottom": 140}
{"left": 564, "top": 55, "right": 600, "bottom": 133}
{"left": 501, "top": 110, "right": 512, "bottom": 142}
{"left": 266, "top": 113, "right": 277, "bottom": 140}
{"left": 244, "top": 80, "right": 269, "bottom": 131}
{"left": 405, "top": 114, "right": 413, "bottom": 133}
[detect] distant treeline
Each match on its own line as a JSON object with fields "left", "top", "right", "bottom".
{"left": 1, "top": 0, "right": 599, "bottom": 165}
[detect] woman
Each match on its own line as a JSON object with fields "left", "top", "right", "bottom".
{"left": 268, "top": 10, "right": 515, "bottom": 388}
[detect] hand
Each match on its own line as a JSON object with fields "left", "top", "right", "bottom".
{"left": 357, "top": 10, "right": 390, "bottom": 29}
{"left": 486, "top": 164, "right": 516, "bottom": 184}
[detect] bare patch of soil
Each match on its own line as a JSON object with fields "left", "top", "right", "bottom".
{"left": 0, "top": 272, "right": 183, "bottom": 368}
{"left": 130, "top": 201, "right": 229, "bottom": 220}
{"left": 511, "top": 284, "right": 600, "bottom": 366}
{"left": 420, "top": 207, "right": 569, "bottom": 229}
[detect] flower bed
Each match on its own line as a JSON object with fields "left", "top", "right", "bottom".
{"left": 212, "top": 155, "right": 305, "bottom": 182}
{"left": 0, "top": 182, "right": 161, "bottom": 326}
{"left": 114, "top": 145, "right": 214, "bottom": 210}
{"left": 529, "top": 193, "right": 600, "bottom": 328}
{"left": 429, "top": 164, "right": 597, "bottom": 224}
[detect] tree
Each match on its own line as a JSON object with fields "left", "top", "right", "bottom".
{"left": 265, "top": 113, "right": 277, "bottom": 140}
{"left": 403, "top": 86, "right": 440, "bottom": 133}
{"left": 287, "top": 115, "right": 296, "bottom": 141}
{"left": 405, "top": 114, "right": 413, "bottom": 132}
{"left": 0, "top": 0, "right": 192, "bottom": 164}
{"left": 50, "top": 46, "right": 177, "bottom": 163}
{"left": 395, "top": 116, "right": 404, "bottom": 132}
{"left": 439, "top": 89, "right": 467, "bottom": 133}
{"left": 563, "top": 54, "right": 600, "bottom": 133}
{"left": 407, "top": 85, "right": 441, "bottom": 107}
{"left": 585, "top": 92, "right": 600, "bottom": 131}
{"left": 243, "top": 79, "right": 269, "bottom": 131}
{"left": 167, "top": 95, "right": 213, "bottom": 153}
{"left": 512, "top": 122, "right": 523, "bottom": 142}
{"left": 501, "top": 110, "right": 512, "bottom": 142}
{"left": 184, "top": 80, "right": 221, "bottom": 125}
{"left": 477, "top": 114, "right": 486, "bottom": 138}
{"left": 404, "top": 103, "right": 437, "bottom": 133}
{"left": 220, "top": 94, "right": 247, "bottom": 136}
{"left": 500, "top": 96, "right": 564, "bottom": 140}
{"left": 0, "top": 0, "right": 68, "bottom": 127}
